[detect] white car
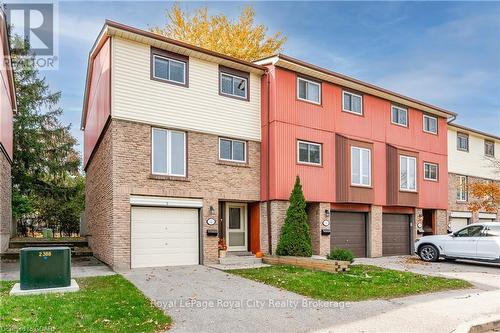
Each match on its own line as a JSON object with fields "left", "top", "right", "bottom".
{"left": 415, "top": 223, "right": 500, "bottom": 263}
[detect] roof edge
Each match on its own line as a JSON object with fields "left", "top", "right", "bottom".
{"left": 448, "top": 123, "right": 500, "bottom": 141}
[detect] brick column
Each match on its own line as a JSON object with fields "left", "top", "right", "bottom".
{"left": 367, "top": 205, "right": 382, "bottom": 257}
{"left": 203, "top": 198, "right": 219, "bottom": 264}
{"left": 259, "top": 202, "right": 269, "bottom": 254}
{"left": 270, "top": 200, "right": 290, "bottom": 254}
{"left": 307, "top": 203, "right": 331, "bottom": 256}
{"left": 414, "top": 208, "right": 423, "bottom": 240}
{"left": 435, "top": 209, "right": 448, "bottom": 235}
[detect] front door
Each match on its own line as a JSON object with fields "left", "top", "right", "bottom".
{"left": 226, "top": 203, "right": 247, "bottom": 251}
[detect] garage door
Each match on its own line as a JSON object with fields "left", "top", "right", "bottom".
{"left": 382, "top": 214, "right": 410, "bottom": 256}
{"left": 450, "top": 217, "right": 468, "bottom": 232}
{"left": 479, "top": 219, "right": 495, "bottom": 223}
{"left": 331, "top": 212, "right": 367, "bottom": 257}
{"left": 131, "top": 207, "right": 199, "bottom": 268}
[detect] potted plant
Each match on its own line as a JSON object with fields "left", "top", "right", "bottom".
{"left": 218, "top": 239, "right": 227, "bottom": 258}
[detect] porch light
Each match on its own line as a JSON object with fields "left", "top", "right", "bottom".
{"left": 209, "top": 205, "right": 215, "bottom": 215}
{"left": 324, "top": 209, "right": 330, "bottom": 218}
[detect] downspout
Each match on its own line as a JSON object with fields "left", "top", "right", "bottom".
{"left": 447, "top": 114, "right": 457, "bottom": 124}
{"left": 266, "top": 68, "right": 272, "bottom": 255}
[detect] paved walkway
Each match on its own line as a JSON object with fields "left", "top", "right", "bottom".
{"left": 121, "top": 260, "right": 500, "bottom": 333}
{"left": 0, "top": 257, "right": 115, "bottom": 281}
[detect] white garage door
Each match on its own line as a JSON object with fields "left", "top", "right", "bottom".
{"left": 479, "top": 219, "right": 495, "bottom": 223}
{"left": 450, "top": 217, "right": 468, "bottom": 232}
{"left": 131, "top": 207, "right": 199, "bottom": 268}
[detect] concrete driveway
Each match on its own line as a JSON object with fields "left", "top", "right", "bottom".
{"left": 121, "top": 261, "right": 500, "bottom": 333}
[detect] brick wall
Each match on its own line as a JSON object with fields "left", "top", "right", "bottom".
{"left": 259, "top": 202, "right": 269, "bottom": 254}
{"left": 448, "top": 173, "right": 500, "bottom": 223}
{"left": 85, "top": 123, "right": 114, "bottom": 266}
{"left": 306, "top": 202, "right": 331, "bottom": 256}
{"left": 368, "top": 205, "right": 382, "bottom": 257}
{"left": 85, "top": 119, "right": 261, "bottom": 269}
{"left": 0, "top": 149, "right": 12, "bottom": 252}
{"left": 268, "top": 200, "right": 290, "bottom": 254}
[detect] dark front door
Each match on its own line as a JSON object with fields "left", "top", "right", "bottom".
{"left": 382, "top": 214, "right": 411, "bottom": 256}
{"left": 331, "top": 212, "right": 367, "bottom": 257}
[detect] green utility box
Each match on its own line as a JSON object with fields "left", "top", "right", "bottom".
{"left": 20, "top": 247, "right": 71, "bottom": 290}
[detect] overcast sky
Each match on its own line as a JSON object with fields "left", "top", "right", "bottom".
{"left": 30, "top": 1, "right": 500, "bottom": 155}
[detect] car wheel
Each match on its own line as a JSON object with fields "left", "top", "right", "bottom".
{"left": 418, "top": 244, "right": 439, "bottom": 262}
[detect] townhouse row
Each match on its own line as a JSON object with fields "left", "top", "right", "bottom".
{"left": 78, "top": 21, "right": 499, "bottom": 269}
{"left": 1, "top": 18, "right": 498, "bottom": 264}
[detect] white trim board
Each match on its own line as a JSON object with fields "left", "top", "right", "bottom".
{"left": 130, "top": 196, "right": 203, "bottom": 208}
{"left": 478, "top": 212, "right": 497, "bottom": 219}
{"left": 450, "top": 211, "right": 472, "bottom": 218}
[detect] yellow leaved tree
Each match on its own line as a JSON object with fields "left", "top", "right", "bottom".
{"left": 468, "top": 157, "right": 500, "bottom": 213}
{"left": 150, "top": 4, "right": 286, "bottom": 61}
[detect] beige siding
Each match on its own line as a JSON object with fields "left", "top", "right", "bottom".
{"left": 448, "top": 127, "right": 500, "bottom": 180}
{"left": 111, "top": 37, "right": 261, "bottom": 141}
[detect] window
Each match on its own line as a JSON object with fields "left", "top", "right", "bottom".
{"left": 220, "top": 71, "right": 248, "bottom": 99}
{"left": 400, "top": 155, "right": 417, "bottom": 191}
{"left": 391, "top": 105, "right": 408, "bottom": 127}
{"left": 297, "top": 140, "right": 321, "bottom": 165}
{"left": 456, "top": 175, "right": 467, "bottom": 202}
{"left": 351, "top": 147, "right": 371, "bottom": 186}
{"left": 152, "top": 128, "right": 186, "bottom": 176}
{"left": 454, "top": 225, "right": 484, "bottom": 237}
{"left": 423, "top": 114, "right": 438, "bottom": 134}
{"left": 457, "top": 133, "right": 469, "bottom": 151}
{"left": 152, "top": 55, "right": 186, "bottom": 85}
{"left": 219, "top": 138, "right": 246, "bottom": 163}
{"left": 484, "top": 225, "right": 500, "bottom": 237}
{"left": 342, "top": 91, "right": 363, "bottom": 115}
{"left": 297, "top": 77, "right": 321, "bottom": 104}
{"left": 423, "top": 162, "right": 438, "bottom": 181}
{"left": 485, "top": 140, "right": 495, "bottom": 157}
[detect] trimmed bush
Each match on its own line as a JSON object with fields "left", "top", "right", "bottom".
{"left": 276, "top": 176, "right": 312, "bottom": 257}
{"left": 327, "top": 248, "right": 354, "bottom": 263}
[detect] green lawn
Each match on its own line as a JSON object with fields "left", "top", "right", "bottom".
{"left": 0, "top": 275, "right": 171, "bottom": 333}
{"left": 229, "top": 264, "right": 471, "bottom": 301}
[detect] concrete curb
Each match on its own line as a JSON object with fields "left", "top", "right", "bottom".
{"left": 453, "top": 315, "right": 500, "bottom": 333}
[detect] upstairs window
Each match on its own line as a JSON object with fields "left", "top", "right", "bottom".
{"left": 423, "top": 162, "right": 438, "bottom": 181}
{"left": 351, "top": 146, "right": 371, "bottom": 186}
{"left": 400, "top": 155, "right": 417, "bottom": 191}
{"left": 457, "top": 133, "right": 469, "bottom": 152}
{"left": 152, "top": 54, "right": 187, "bottom": 85}
{"left": 342, "top": 91, "right": 363, "bottom": 115}
{"left": 297, "top": 140, "right": 321, "bottom": 165}
{"left": 220, "top": 69, "right": 248, "bottom": 100}
{"left": 152, "top": 128, "right": 186, "bottom": 177}
{"left": 485, "top": 140, "right": 495, "bottom": 157}
{"left": 219, "top": 138, "right": 246, "bottom": 163}
{"left": 423, "top": 114, "right": 438, "bottom": 134}
{"left": 456, "top": 175, "right": 467, "bottom": 202}
{"left": 391, "top": 105, "right": 408, "bottom": 127}
{"left": 297, "top": 77, "right": 321, "bottom": 104}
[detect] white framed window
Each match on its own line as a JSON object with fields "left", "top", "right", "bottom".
{"left": 152, "top": 128, "right": 186, "bottom": 176}
{"left": 457, "top": 133, "right": 469, "bottom": 151}
{"left": 485, "top": 140, "right": 495, "bottom": 157}
{"left": 297, "top": 140, "right": 322, "bottom": 165}
{"left": 457, "top": 175, "right": 467, "bottom": 202}
{"left": 423, "top": 162, "right": 438, "bottom": 181}
{"left": 391, "top": 105, "right": 408, "bottom": 127}
{"left": 297, "top": 77, "right": 321, "bottom": 104}
{"left": 400, "top": 155, "right": 417, "bottom": 191}
{"left": 423, "top": 114, "right": 438, "bottom": 134}
{"left": 220, "top": 72, "right": 248, "bottom": 99}
{"left": 342, "top": 91, "right": 363, "bottom": 115}
{"left": 153, "top": 55, "right": 186, "bottom": 84}
{"left": 351, "top": 146, "right": 371, "bottom": 186}
{"left": 219, "top": 138, "right": 246, "bottom": 163}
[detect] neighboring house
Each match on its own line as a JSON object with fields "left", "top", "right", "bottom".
{"left": 255, "top": 54, "right": 456, "bottom": 258}
{"left": 0, "top": 7, "right": 17, "bottom": 252}
{"left": 447, "top": 123, "right": 500, "bottom": 232}
{"left": 81, "top": 21, "right": 264, "bottom": 269}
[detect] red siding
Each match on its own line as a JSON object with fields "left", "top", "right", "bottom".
{"left": 84, "top": 38, "right": 111, "bottom": 168}
{"left": 264, "top": 65, "right": 448, "bottom": 209}
{"left": 0, "top": 17, "right": 14, "bottom": 161}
